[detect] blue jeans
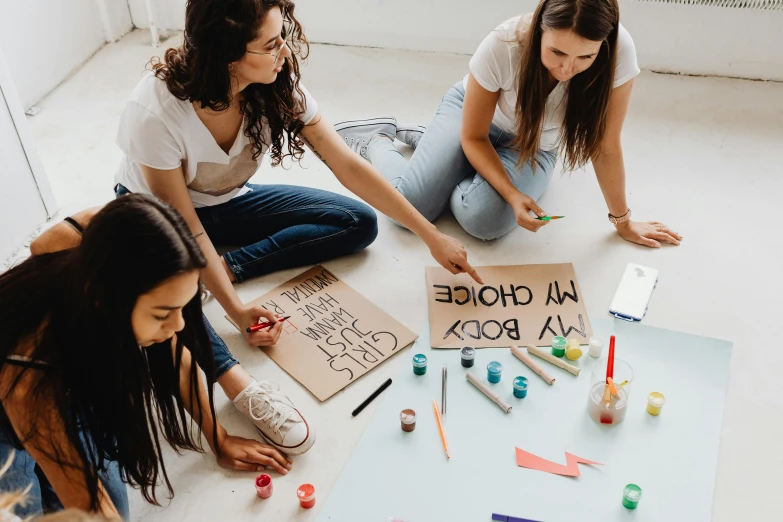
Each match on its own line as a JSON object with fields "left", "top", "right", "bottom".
{"left": 0, "top": 429, "right": 129, "bottom": 520}
{"left": 115, "top": 183, "right": 378, "bottom": 378}
{"left": 367, "top": 81, "right": 556, "bottom": 240}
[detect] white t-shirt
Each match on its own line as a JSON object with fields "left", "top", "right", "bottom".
{"left": 464, "top": 15, "right": 640, "bottom": 152}
{"left": 115, "top": 72, "right": 318, "bottom": 207}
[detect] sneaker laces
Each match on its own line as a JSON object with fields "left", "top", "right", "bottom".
{"left": 244, "top": 381, "right": 293, "bottom": 434}
{"left": 343, "top": 136, "right": 368, "bottom": 157}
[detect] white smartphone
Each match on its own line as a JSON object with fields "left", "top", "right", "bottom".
{"left": 609, "top": 263, "right": 659, "bottom": 322}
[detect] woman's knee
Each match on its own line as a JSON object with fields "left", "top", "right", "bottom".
{"left": 450, "top": 191, "right": 516, "bottom": 241}
{"left": 348, "top": 202, "right": 379, "bottom": 251}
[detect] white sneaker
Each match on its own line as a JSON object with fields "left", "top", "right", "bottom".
{"left": 396, "top": 123, "right": 426, "bottom": 149}
{"left": 334, "top": 117, "right": 397, "bottom": 159}
{"left": 233, "top": 380, "right": 315, "bottom": 455}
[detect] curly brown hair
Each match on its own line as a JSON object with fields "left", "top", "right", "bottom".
{"left": 150, "top": 0, "right": 309, "bottom": 166}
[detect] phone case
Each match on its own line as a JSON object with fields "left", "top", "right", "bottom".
{"left": 608, "top": 263, "right": 659, "bottom": 322}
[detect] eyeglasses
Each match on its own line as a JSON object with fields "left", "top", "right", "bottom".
{"left": 246, "top": 19, "right": 293, "bottom": 64}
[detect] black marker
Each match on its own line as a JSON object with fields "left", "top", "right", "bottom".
{"left": 351, "top": 378, "right": 392, "bottom": 417}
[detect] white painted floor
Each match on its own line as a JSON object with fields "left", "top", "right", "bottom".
{"left": 27, "top": 29, "right": 783, "bottom": 522}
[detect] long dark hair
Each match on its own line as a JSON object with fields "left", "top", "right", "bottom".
{"left": 0, "top": 195, "right": 217, "bottom": 509}
{"left": 514, "top": 0, "right": 619, "bottom": 171}
{"left": 151, "top": 0, "right": 309, "bottom": 166}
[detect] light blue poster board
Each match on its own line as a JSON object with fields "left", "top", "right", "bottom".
{"left": 317, "top": 318, "right": 732, "bottom": 522}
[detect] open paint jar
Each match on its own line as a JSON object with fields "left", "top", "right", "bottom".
{"left": 487, "top": 361, "right": 503, "bottom": 383}
{"left": 551, "top": 336, "right": 567, "bottom": 357}
{"left": 255, "top": 474, "right": 273, "bottom": 499}
{"left": 513, "top": 376, "right": 529, "bottom": 398}
{"left": 646, "top": 392, "right": 666, "bottom": 416}
{"left": 622, "top": 484, "right": 642, "bottom": 509}
{"left": 412, "top": 354, "right": 428, "bottom": 375}
{"left": 297, "top": 484, "right": 316, "bottom": 509}
{"left": 587, "top": 357, "right": 634, "bottom": 425}
{"left": 460, "top": 346, "right": 476, "bottom": 368}
{"left": 400, "top": 409, "right": 417, "bottom": 432}
{"left": 588, "top": 336, "right": 604, "bottom": 358}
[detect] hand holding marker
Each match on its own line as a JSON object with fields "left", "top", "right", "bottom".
{"left": 246, "top": 315, "right": 291, "bottom": 333}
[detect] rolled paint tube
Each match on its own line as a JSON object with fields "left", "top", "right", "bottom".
{"left": 466, "top": 373, "right": 513, "bottom": 413}
{"left": 526, "top": 345, "right": 581, "bottom": 376}
{"left": 510, "top": 346, "right": 556, "bottom": 385}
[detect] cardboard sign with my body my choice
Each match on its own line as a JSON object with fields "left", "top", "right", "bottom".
{"left": 425, "top": 264, "right": 593, "bottom": 349}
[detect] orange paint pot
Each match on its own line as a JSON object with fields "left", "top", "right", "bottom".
{"left": 297, "top": 484, "right": 316, "bottom": 509}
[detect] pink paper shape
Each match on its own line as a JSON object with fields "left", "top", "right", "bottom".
{"left": 515, "top": 448, "right": 602, "bottom": 477}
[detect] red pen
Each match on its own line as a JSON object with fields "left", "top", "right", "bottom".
{"left": 246, "top": 316, "right": 291, "bottom": 333}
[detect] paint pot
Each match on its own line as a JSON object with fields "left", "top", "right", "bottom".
{"left": 460, "top": 346, "right": 476, "bottom": 368}
{"left": 487, "top": 361, "right": 503, "bottom": 383}
{"left": 565, "top": 338, "right": 583, "bottom": 360}
{"left": 588, "top": 336, "right": 604, "bottom": 358}
{"left": 412, "top": 354, "right": 428, "bottom": 375}
{"left": 513, "top": 376, "right": 529, "bottom": 398}
{"left": 400, "top": 409, "right": 417, "bottom": 432}
{"left": 622, "top": 484, "right": 642, "bottom": 509}
{"left": 646, "top": 392, "right": 666, "bottom": 416}
{"left": 297, "top": 484, "right": 316, "bottom": 509}
{"left": 551, "top": 336, "right": 567, "bottom": 357}
{"left": 255, "top": 473, "right": 273, "bottom": 499}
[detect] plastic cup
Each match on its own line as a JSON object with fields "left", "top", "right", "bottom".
{"left": 587, "top": 357, "right": 634, "bottom": 425}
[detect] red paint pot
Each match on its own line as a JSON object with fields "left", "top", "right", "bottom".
{"left": 255, "top": 474, "right": 273, "bottom": 499}
{"left": 297, "top": 483, "right": 316, "bottom": 509}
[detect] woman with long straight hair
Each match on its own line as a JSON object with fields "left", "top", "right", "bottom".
{"left": 113, "top": 0, "right": 483, "bottom": 454}
{"left": 0, "top": 195, "right": 291, "bottom": 520}
{"left": 337, "top": 0, "right": 682, "bottom": 247}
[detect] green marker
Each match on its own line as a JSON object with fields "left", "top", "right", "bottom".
{"left": 536, "top": 215, "right": 565, "bottom": 221}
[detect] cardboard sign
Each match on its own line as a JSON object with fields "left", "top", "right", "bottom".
{"left": 229, "top": 265, "right": 417, "bottom": 401}
{"left": 425, "top": 264, "right": 592, "bottom": 348}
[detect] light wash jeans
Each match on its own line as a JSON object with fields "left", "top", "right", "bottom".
{"left": 367, "top": 81, "right": 556, "bottom": 240}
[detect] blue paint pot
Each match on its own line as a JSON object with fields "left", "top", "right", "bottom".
{"left": 412, "top": 354, "right": 428, "bottom": 375}
{"left": 487, "top": 361, "right": 503, "bottom": 383}
{"left": 513, "top": 376, "right": 529, "bottom": 398}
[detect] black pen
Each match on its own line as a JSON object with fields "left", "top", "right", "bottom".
{"left": 351, "top": 378, "right": 392, "bottom": 417}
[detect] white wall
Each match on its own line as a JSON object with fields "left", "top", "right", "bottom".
{"left": 0, "top": 0, "right": 131, "bottom": 110}
{"left": 88, "top": 0, "right": 783, "bottom": 81}
{"left": 0, "top": 53, "right": 51, "bottom": 261}
{"left": 128, "top": 0, "right": 187, "bottom": 31}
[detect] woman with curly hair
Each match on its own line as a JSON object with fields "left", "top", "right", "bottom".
{"left": 113, "top": 0, "right": 481, "bottom": 456}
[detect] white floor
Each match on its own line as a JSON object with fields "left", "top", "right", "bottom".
{"left": 27, "top": 29, "right": 783, "bottom": 521}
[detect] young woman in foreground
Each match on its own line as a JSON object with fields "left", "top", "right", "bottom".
{"left": 337, "top": 0, "right": 682, "bottom": 247}
{"left": 0, "top": 196, "right": 291, "bottom": 520}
